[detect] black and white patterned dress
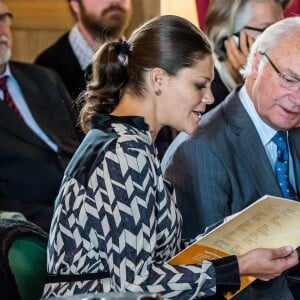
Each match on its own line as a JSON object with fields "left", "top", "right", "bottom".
{"left": 42, "top": 115, "right": 234, "bottom": 299}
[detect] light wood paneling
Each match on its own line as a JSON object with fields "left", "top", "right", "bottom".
{"left": 7, "top": 0, "right": 73, "bottom": 62}
{"left": 160, "top": 0, "right": 199, "bottom": 27}
{"left": 126, "top": 0, "right": 160, "bottom": 34}
{"left": 12, "top": 30, "right": 67, "bottom": 63}
{"left": 7, "top": 0, "right": 73, "bottom": 30}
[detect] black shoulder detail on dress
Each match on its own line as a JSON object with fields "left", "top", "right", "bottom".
{"left": 92, "top": 114, "right": 149, "bottom": 131}
{"left": 64, "top": 128, "right": 117, "bottom": 186}
{"left": 64, "top": 114, "right": 149, "bottom": 186}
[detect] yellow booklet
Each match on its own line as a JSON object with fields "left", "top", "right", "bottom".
{"left": 169, "top": 195, "right": 300, "bottom": 299}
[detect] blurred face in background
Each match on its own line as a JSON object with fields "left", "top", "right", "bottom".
{"left": 237, "top": 1, "right": 283, "bottom": 39}
{"left": 0, "top": 1, "right": 12, "bottom": 67}
{"left": 72, "top": 0, "right": 132, "bottom": 39}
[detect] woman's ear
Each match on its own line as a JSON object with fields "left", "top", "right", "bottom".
{"left": 150, "top": 68, "right": 164, "bottom": 96}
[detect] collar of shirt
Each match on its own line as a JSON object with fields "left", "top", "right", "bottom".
{"left": 69, "top": 24, "right": 95, "bottom": 71}
{"left": 0, "top": 63, "right": 12, "bottom": 78}
{"left": 239, "top": 85, "right": 277, "bottom": 147}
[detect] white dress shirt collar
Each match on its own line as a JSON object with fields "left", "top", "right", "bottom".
{"left": 0, "top": 63, "right": 12, "bottom": 79}
{"left": 239, "top": 85, "right": 277, "bottom": 146}
{"left": 69, "top": 25, "right": 95, "bottom": 71}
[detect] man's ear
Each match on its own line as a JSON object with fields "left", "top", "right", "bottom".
{"left": 251, "top": 52, "right": 262, "bottom": 79}
{"left": 69, "top": 0, "right": 80, "bottom": 15}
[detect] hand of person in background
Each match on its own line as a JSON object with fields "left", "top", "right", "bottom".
{"left": 237, "top": 246, "right": 299, "bottom": 281}
{"left": 224, "top": 31, "right": 254, "bottom": 84}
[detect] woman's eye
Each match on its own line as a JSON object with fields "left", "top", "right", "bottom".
{"left": 195, "top": 83, "right": 205, "bottom": 90}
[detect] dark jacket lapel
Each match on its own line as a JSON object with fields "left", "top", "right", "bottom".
{"left": 0, "top": 89, "right": 51, "bottom": 152}
{"left": 11, "top": 63, "right": 53, "bottom": 133}
{"left": 289, "top": 129, "right": 300, "bottom": 196}
{"left": 9, "top": 62, "right": 80, "bottom": 157}
{"left": 223, "top": 88, "right": 282, "bottom": 197}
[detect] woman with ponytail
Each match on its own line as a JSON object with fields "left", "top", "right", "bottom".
{"left": 42, "top": 15, "right": 298, "bottom": 299}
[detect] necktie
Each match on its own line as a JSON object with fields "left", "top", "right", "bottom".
{"left": 0, "top": 76, "right": 22, "bottom": 119}
{"left": 272, "top": 131, "right": 298, "bottom": 200}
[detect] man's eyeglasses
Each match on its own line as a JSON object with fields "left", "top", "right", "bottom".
{"left": 243, "top": 25, "right": 268, "bottom": 33}
{"left": 260, "top": 52, "right": 300, "bottom": 91}
{"left": 0, "top": 12, "right": 13, "bottom": 24}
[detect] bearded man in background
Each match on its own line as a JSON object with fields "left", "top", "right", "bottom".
{"left": 35, "top": 0, "right": 132, "bottom": 100}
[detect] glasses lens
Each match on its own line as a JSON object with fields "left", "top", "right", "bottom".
{"left": 0, "top": 12, "right": 12, "bottom": 22}
{"left": 243, "top": 25, "right": 268, "bottom": 33}
{"left": 279, "top": 75, "right": 300, "bottom": 91}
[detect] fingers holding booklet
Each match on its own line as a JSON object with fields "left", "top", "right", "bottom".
{"left": 169, "top": 195, "right": 300, "bottom": 299}
{"left": 237, "top": 245, "right": 299, "bottom": 281}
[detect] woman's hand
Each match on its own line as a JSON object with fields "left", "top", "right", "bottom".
{"left": 237, "top": 246, "right": 299, "bottom": 281}
{"left": 224, "top": 31, "right": 254, "bottom": 84}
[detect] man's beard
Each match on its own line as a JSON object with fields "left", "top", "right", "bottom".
{"left": 79, "top": 2, "right": 130, "bottom": 40}
{"left": 0, "top": 38, "right": 11, "bottom": 65}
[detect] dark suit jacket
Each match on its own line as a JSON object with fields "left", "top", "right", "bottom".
{"left": 35, "top": 32, "right": 87, "bottom": 101}
{"left": 163, "top": 86, "right": 300, "bottom": 299}
{"left": 0, "top": 61, "right": 81, "bottom": 231}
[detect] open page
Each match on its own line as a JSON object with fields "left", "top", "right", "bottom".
{"left": 169, "top": 195, "right": 300, "bottom": 299}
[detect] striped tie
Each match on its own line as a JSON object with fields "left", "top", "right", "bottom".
{"left": 0, "top": 76, "right": 22, "bottom": 119}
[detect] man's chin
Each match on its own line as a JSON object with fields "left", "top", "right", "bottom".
{"left": 0, "top": 49, "right": 11, "bottom": 66}
{"left": 97, "top": 26, "right": 123, "bottom": 40}
{"left": 102, "top": 17, "right": 126, "bottom": 31}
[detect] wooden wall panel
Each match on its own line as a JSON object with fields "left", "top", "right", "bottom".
{"left": 6, "top": 0, "right": 73, "bottom": 30}
{"left": 7, "top": 0, "right": 73, "bottom": 62}
{"left": 12, "top": 30, "right": 67, "bottom": 63}
{"left": 126, "top": 0, "right": 160, "bottom": 34}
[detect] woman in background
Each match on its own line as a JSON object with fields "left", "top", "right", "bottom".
{"left": 205, "top": 0, "right": 286, "bottom": 108}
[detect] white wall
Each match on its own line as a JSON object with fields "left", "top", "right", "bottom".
{"left": 160, "top": 0, "right": 199, "bottom": 27}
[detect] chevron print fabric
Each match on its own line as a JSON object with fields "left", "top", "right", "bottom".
{"left": 43, "top": 116, "right": 216, "bottom": 299}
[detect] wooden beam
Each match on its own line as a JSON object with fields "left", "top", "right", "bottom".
{"left": 6, "top": 0, "right": 73, "bottom": 30}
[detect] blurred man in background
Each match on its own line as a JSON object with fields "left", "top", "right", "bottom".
{"left": 35, "top": 0, "right": 132, "bottom": 100}
{"left": 0, "top": 0, "right": 80, "bottom": 231}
